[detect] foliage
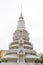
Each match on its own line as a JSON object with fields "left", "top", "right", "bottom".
{"left": 40, "top": 54, "right": 43, "bottom": 63}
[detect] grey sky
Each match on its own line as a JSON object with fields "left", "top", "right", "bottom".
{"left": 0, "top": 0, "right": 43, "bottom": 53}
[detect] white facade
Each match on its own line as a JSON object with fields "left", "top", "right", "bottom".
{"left": 0, "top": 12, "right": 43, "bottom": 65}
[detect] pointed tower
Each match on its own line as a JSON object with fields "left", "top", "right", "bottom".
{"left": 17, "top": 12, "right": 25, "bottom": 30}
{"left": 1, "top": 12, "right": 40, "bottom": 63}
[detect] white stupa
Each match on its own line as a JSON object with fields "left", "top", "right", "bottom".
{"left": 1, "top": 12, "right": 40, "bottom": 63}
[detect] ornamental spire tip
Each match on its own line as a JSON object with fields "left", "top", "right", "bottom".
{"left": 19, "top": 4, "right": 23, "bottom": 19}
{"left": 19, "top": 12, "right": 23, "bottom": 19}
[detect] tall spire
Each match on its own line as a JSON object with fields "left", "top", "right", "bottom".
{"left": 19, "top": 5, "right": 23, "bottom": 19}
{"left": 17, "top": 11, "right": 25, "bottom": 30}
{"left": 19, "top": 12, "right": 23, "bottom": 19}
{"left": 17, "top": 12, "right": 25, "bottom": 30}
{"left": 17, "top": 4, "right": 25, "bottom": 30}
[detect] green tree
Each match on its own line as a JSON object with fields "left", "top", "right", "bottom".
{"left": 40, "top": 54, "right": 43, "bottom": 63}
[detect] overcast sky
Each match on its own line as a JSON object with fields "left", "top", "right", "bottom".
{"left": 0, "top": 0, "right": 43, "bottom": 53}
